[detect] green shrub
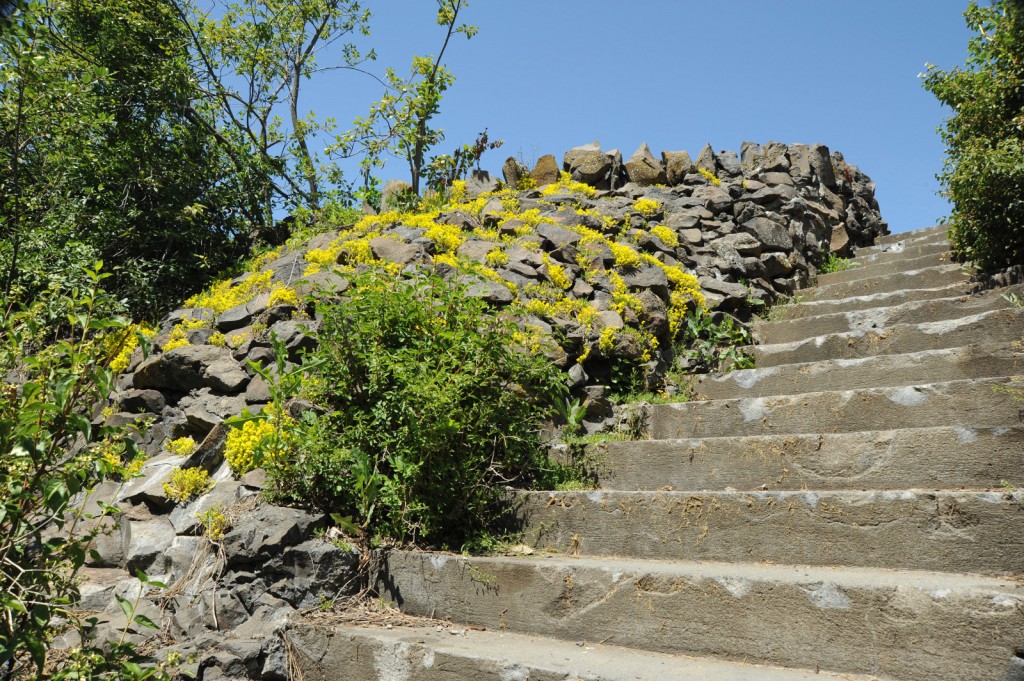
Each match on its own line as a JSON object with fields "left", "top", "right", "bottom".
{"left": 922, "top": 1, "right": 1024, "bottom": 271}
{"left": 276, "top": 271, "right": 564, "bottom": 547}
{"left": 0, "top": 263, "right": 168, "bottom": 679}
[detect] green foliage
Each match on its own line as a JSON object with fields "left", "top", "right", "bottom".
{"left": 339, "top": 0, "right": 477, "bottom": 195}
{"left": 275, "top": 271, "right": 563, "bottom": 547}
{"left": 0, "top": 263, "right": 167, "bottom": 679}
{"left": 922, "top": 0, "right": 1024, "bottom": 270}
{"left": 1, "top": 0, "right": 251, "bottom": 317}
{"left": 819, "top": 253, "right": 854, "bottom": 274}
{"left": 174, "top": 0, "right": 373, "bottom": 226}
{"left": 676, "top": 309, "right": 755, "bottom": 373}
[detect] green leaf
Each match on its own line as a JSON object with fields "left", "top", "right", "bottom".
{"left": 116, "top": 594, "right": 134, "bottom": 619}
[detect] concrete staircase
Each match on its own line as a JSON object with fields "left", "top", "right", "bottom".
{"left": 291, "top": 225, "right": 1024, "bottom": 681}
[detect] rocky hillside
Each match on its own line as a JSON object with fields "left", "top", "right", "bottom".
{"left": 77, "top": 139, "right": 886, "bottom": 679}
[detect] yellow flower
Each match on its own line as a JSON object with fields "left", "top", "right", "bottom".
{"left": 163, "top": 466, "right": 213, "bottom": 503}
{"left": 166, "top": 436, "right": 197, "bottom": 457}
{"left": 633, "top": 198, "right": 661, "bottom": 217}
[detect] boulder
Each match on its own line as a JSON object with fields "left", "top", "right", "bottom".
{"left": 741, "top": 216, "right": 793, "bottom": 252}
{"left": 463, "top": 277, "right": 515, "bottom": 305}
{"left": 662, "top": 150, "right": 694, "bottom": 185}
{"left": 464, "top": 169, "right": 500, "bottom": 196}
{"left": 695, "top": 144, "right": 718, "bottom": 175}
{"left": 830, "top": 223, "right": 851, "bottom": 256}
{"left": 563, "top": 141, "right": 617, "bottom": 190}
{"left": 456, "top": 238, "right": 503, "bottom": 263}
{"left": 624, "top": 143, "right": 667, "bottom": 186}
{"left": 502, "top": 157, "right": 530, "bottom": 189}
{"left": 717, "top": 150, "right": 742, "bottom": 178}
{"left": 222, "top": 505, "right": 325, "bottom": 569}
{"left": 530, "top": 154, "right": 560, "bottom": 187}
{"left": 133, "top": 346, "right": 250, "bottom": 394}
{"left": 715, "top": 232, "right": 763, "bottom": 256}
{"left": 125, "top": 517, "right": 177, "bottom": 574}
{"left": 536, "top": 222, "right": 583, "bottom": 250}
{"left": 117, "top": 389, "right": 166, "bottom": 415}
{"left": 369, "top": 236, "right": 428, "bottom": 266}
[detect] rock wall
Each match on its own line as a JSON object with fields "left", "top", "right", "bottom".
{"left": 70, "top": 139, "right": 886, "bottom": 680}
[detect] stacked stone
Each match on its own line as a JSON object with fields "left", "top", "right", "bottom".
{"left": 73, "top": 139, "right": 886, "bottom": 680}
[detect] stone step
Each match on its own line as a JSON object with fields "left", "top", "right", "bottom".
{"left": 850, "top": 231, "right": 950, "bottom": 259}
{"left": 751, "top": 307, "right": 1024, "bottom": 367}
{"left": 755, "top": 290, "right": 1014, "bottom": 344}
{"left": 774, "top": 283, "right": 975, "bottom": 320}
{"left": 372, "top": 551, "right": 1024, "bottom": 681}
{"left": 800, "top": 264, "right": 969, "bottom": 302}
{"left": 693, "top": 344, "right": 1023, "bottom": 399}
{"left": 288, "top": 623, "right": 883, "bottom": 681}
{"left": 648, "top": 377, "right": 1022, "bottom": 439}
{"left": 845, "top": 238, "right": 951, "bottom": 269}
{"left": 580, "top": 426, "right": 1024, "bottom": 492}
{"left": 517, "top": 489, "right": 1024, "bottom": 575}
{"left": 874, "top": 224, "right": 948, "bottom": 246}
{"left": 817, "top": 250, "right": 952, "bottom": 286}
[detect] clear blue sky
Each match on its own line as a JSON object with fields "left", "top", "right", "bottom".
{"left": 307, "top": 1, "right": 976, "bottom": 234}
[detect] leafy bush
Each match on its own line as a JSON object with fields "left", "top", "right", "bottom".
{"left": 275, "top": 271, "right": 564, "bottom": 547}
{"left": 922, "top": 0, "right": 1024, "bottom": 270}
{"left": 0, "top": 264, "right": 168, "bottom": 679}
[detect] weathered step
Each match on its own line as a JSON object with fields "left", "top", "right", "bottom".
{"left": 755, "top": 290, "right": 1015, "bottom": 344}
{"left": 774, "top": 283, "right": 975, "bottom": 320}
{"left": 517, "top": 489, "right": 1024, "bottom": 575}
{"left": 752, "top": 308, "right": 1024, "bottom": 367}
{"left": 816, "top": 250, "right": 951, "bottom": 286}
{"left": 850, "top": 231, "right": 951, "bottom": 259}
{"left": 873, "top": 224, "right": 948, "bottom": 246}
{"left": 648, "top": 378, "right": 1022, "bottom": 439}
{"left": 800, "top": 264, "right": 969, "bottom": 302}
{"left": 845, "top": 238, "right": 951, "bottom": 268}
{"left": 288, "top": 622, "right": 883, "bottom": 681}
{"left": 693, "top": 344, "right": 1024, "bottom": 399}
{"left": 373, "top": 552, "right": 1024, "bottom": 681}
{"left": 581, "top": 426, "right": 1024, "bottom": 492}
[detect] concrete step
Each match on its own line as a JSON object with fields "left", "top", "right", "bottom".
{"left": 850, "top": 231, "right": 950, "bottom": 259}
{"left": 372, "top": 551, "right": 1024, "bottom": 681}
{"left": 580, "top": 426, "right": 1024, "bottom": 492}
{"left": 751, "top": 308, "right": 1024, "bottom": 367}
{"left": 845, "top": 238, "right": 951, "bottom": 269}
{"left": 517, "top": 489, "right": 1024, "bottom": 575}
{"left": 693, "top": 344, "right": 1024, "bottom": 399}
{"left": 800, "top": 264, "right": 969, "bottom": 302}
{"left": 648, "top": 377, "right": 1022, "bottom": 439}
{"left": 289, "top": 622, "right": 884, "bottom": 681}
{"left": 817, "top": 251, "right": 952, "bottom": 286}
{"left": 873, "top": 224, "right": 948, "bottom": 246}
{"left": 774, "top": 283, "right": 976, "bottom": 320}
{"left": 755, "top": 290, "right": 1015, "bottom": 344}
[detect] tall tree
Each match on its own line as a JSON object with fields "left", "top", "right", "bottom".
{"left": 172, "top": 0, "right": 373, "bottom": 228}
{"left": 338, "top": 0, "right": 476, "bottom": 197}
{"left": 923, "top": 0, "right": 1024, "bottom": 271}
{"left": 1, "top": 0, "right": 251, "bottom": 317}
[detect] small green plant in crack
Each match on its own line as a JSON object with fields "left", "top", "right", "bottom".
{"left": 676, "top": 309, "right": 755, "bottom": 373}
{"left": 553, "top": 396, "right": 587, "bottom": 438}
{"left": 1001, "top": 291, "right": 1023, "bottom": 309}
{"left": 819, "top": 253, "right": 857, "bottom": 274}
